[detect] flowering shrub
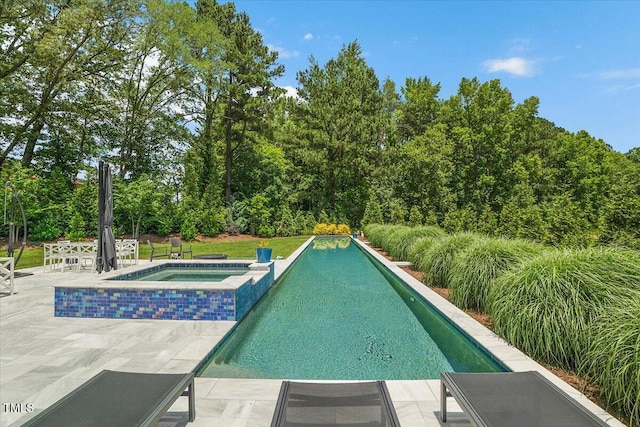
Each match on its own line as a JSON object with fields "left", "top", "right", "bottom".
{"left": 312, "top": 223, "right": 351, "bottom": 235}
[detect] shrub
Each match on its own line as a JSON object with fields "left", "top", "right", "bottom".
{"left": 180, "top": 212, "right": 197, "bottom": 241}
{"left": 419, "top": 232, "right": 481, "bottom": 287}
{"left": 449, "top": 238, "right": 545, "bottom": 312}
{"left": 408, "top": 206, "right": 424, "bottom": 227}
{"left": 361, "top": 196, "right": 383, "bottom": 226}
{"left": 489, "top": 247, "right": 640, "bottom": 370}
{"left": 378, "top": 225, "right": 411, "bottom": 254}
{"left": 67, "top": 212, "right": 85, "bottom": 241}
{"left": 257, "top": 224, "right": 275, "bottom": 238}
{"left": 407, "top": 235, "right": 443, "bottom": 270}
{"left": 387, "top": 225, "right": 444, "bottom": 261}
{"left": 313, "top": 223, "right": 329, "bottom": 235}
{"left": 583, "top": 294, "right": 640, "bottom": 425}
{"left": 325, "top": 223, "right": 338, "bottom": 235}
{"left": 30, "top": 212, "right": 62, "bottom": 241}
{"left": 313, "top": 223, "right": 351, "bottom": 235}
{"left": 336, "top": 224, "right": 351, "bottom": 235}
{"left": 363, "top": 223, "right": 393, "bottom": 248}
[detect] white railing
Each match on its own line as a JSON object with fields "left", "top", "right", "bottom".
{"left": 0, "top": 257, "right": 14, "bottom": 295}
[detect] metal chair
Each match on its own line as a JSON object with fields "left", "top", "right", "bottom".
{"left": 169, "top": 237, "right": 192, "bottom": 259}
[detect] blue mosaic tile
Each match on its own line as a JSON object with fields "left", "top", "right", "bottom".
{"left": 55, "top": 287, "right": 236, "bottom": 320}
{"left": 55, "top": 263, "right": 274, "bottom": 322}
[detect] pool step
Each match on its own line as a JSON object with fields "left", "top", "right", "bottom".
{"left": 392, "top": 261, "right": 413, "bottom": 268}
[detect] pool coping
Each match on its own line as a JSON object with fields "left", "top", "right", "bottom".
{"left": 59, "top": 260, "right": 272, "bottom": 291}
{"left": 352, "top": 237, "right": 622, "bottom": 426}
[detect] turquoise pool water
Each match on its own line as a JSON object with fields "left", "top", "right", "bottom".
{"left": 110, "top": 266, "right": 249, "bottom": 282}
{"left": 197, "top": 238, "right": 506, "bottom": 379}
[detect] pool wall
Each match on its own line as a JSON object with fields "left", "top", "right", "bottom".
{"left": 54, "top": 261, "right": 275, "bottom": 321}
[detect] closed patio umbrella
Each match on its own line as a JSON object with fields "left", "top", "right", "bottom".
{"left": 96, "top": 161, "right": 117, "bottom": 273}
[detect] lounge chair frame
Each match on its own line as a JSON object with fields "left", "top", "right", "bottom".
{"left": 21, "top": 370, "right": 195, "bottom": 427}
{"left": 441, "top": 371, "right": 608, "bottom": 427}
{"left": 271, "top": 380, "right": 400, "bottom": 427}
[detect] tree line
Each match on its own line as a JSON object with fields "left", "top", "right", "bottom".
{"left": 1, "top": 0, "right": 639, "bottom": 248}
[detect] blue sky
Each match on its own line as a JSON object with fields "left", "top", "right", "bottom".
{"left": 229, "top": 0, "right": 639, "bottom": 154}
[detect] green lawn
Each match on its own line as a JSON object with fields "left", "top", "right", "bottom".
{"left": 9, "top": 236, "right": 311, "bottom": 270}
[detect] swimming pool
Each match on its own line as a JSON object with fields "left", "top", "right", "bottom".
{"left": 108, "top": 263, "right": 250, "bottom": 282}
{"left": 197, "top": 237, "right": 506, "bottom": 380}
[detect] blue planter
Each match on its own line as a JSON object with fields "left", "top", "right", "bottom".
{"left": 256, "top": 247, "right": 272, "bottom": 263}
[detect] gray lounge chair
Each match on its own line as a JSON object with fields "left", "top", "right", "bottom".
{"left": 441, "top": 371, "right": 609, "bottom": 426}
{"left": 21, "top": 370, "right": 195, "bottom": 427}
{"left": 271, "top": 381, "right": 400, "bottom": 427}
{"left": 147, "top": 240, "right": 169, "bottom": 261}
{"left": 169, "top": 237, "right": 193, "bottom": 259}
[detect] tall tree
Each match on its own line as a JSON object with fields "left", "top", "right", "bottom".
{"left": 0, "top": 0, "right": 141, "bottom": 169}
{"left": 296, "top": 41, "right": 384, "bottom": 223}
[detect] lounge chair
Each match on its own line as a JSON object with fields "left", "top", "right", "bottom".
{"left": 440, "top": 371, "right": 608, "bottom": 426}
{"left": 169, "top": 237, "right": 193, "bottom": 259}
{"left": 271, "top": 381, "right": 400, "bottom": 427}
{"left": 21, "top": 370, "right": 195, "bottom": 427}
{"left": 147, "top": 240, "right": 169, "bottom": 261}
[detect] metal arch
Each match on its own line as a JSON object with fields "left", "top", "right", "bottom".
{"left": 4, "top": 182, "right": 27, "bottom": 267}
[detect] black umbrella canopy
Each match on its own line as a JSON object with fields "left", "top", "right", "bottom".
{"left": 96, "top": 161, "right": 117, "bottom": 273}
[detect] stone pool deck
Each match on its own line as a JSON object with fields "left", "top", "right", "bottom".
{"left": 0, "top": 244, "right": 624, "bottom": 426}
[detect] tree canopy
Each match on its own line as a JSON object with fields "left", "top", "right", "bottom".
{"left": 1, "top": 0, "right": 638, "bottom": 248}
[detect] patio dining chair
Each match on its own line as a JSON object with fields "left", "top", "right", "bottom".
{"left": 169, "top": 237, "right": 192, "bottom": 259}
{"left": 147, "top": 240, "right": 169, "bottom": 261}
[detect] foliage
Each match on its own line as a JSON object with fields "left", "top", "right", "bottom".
{"left": 449, "top": 237, "right": 545, "bottom": 311}
{"left": 582, "top": 294, "right": 640, "bottom": 425}
{"left": 295, "top": 41, "right": 385, "bottom": 224}
{"left": 419, "top": 232, "right": 481, "bottom": 287}
{"left": 408, "top": 206, "right": 423, "bottom": 226}
{"left": 67, "top": 212, "right": 85, "bottom": 242}
{"left": 361, "top": 195, "right": 384, "bottom": 226}
{"left": 313, "top": 223, "right": 351, "bottom": 235}
{"left": 180, "top": 211, "right": 197, "bottom": 241}
{"left": 489, "top": 248, "right": 640, "bottom": 371}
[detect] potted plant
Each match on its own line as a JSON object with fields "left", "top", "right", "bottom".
{"left": 256, "top": 239, "right": 272, "bottom": 263}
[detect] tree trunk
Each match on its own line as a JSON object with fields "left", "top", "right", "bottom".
{"left": 21, "top": 118, "right": 46, "bottom": 167}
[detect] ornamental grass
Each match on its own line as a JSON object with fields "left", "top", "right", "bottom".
{"left": 489, "top": 247, "right": 640, "bottom": 371}
{"left": 362, "top": 224, "right": 392, "bottom": 248}
{"left": 582, "top": 294, "right": 640, "bottom": 425}
{"left": 449, "top": 237, "right": 545, "bottom": 312}
{"left": 386, "top": 226, "right": 445, "bottom": 261}
{"left": 418, "top": 232, "right": 482, "bottom": 288}
{"left": 378, "top": 225, "right": 412, "bottom": 253}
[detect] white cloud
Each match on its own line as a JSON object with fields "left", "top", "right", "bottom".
{"left": 604, "top": 83, "right": 640, "bottom": 94}
{"left": 281, "top": 85, "right": 299, "bottom": 98}
{"left": 596, "top": 68, "right": 640, "bottom": 80}
{"left": 267, "top": 44, "right": 299, "bottom": 60}
{"left": 483, "top": 57, "right": 536, "bottom": 77}
{"left": 509, "top": 38, "right": 531, "bottom": 54}
{"left": 304, "top": 33, "right": 314, "bottom": 40}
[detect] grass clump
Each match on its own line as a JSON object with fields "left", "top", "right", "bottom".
{"left": 386, "top": 226, "right": 444, "bottom": 261}
{"left": 449, "top": 238, "right": 545, "bottom": 312}
{"left": 378, "top": 225, "right": 412, "bottom": 254}
{"left": 363, "top": 224, "right": 394, "bottom": 248}
{"left": 582, "top": 294, "right": 640, "bottom": 426}
{"left": 489, "top": 247, "right": 640, "bottom": 371}
{"left": 419, "top": 232, "right": 481, "bottom": 288}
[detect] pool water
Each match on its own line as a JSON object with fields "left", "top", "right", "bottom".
{"left": 109, "top": 265, "right": 250, "bottom": 282}
{"left": 131, "top": 269, "right": 248, "bottom": 282}
{"left": 197, "top": 238, "right": 505, "bottom": 380}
